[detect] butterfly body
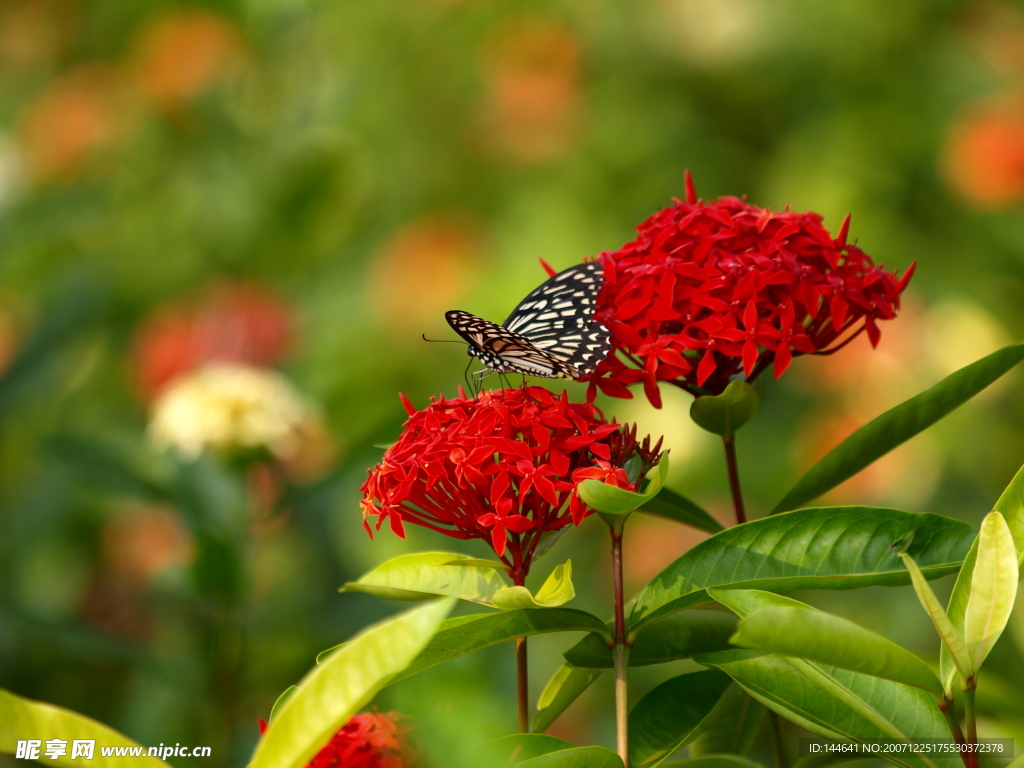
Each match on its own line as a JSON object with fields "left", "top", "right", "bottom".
{"left": 446, "top": 261, "right": 611, "bottom": 380}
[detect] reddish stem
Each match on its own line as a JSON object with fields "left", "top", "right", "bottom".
{"left": 610, "top": 522, "right": 629, "bottom": 764}
{"left": 513, "top": 568, "right": 529, "bottom": 732}
{"left": 723, "top": 436, "right": 746, "bottom": 525}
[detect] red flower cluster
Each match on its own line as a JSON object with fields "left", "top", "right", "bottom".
{"left": 260, "top": 711, "right": 415, "bottom": 768}
{"left": 131, "top": 280, "right": 293, "bottom": 400}
{"left": 586, "top": 173, "right": 914, "bottom": 406}
{"left": 360, "top": 387, "right": 635, "bottom": 579}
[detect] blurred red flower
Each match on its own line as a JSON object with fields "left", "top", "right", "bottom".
{"left": 131, "top": 281, "right": 293, "bottom": 401}
{"left": 586, "top": 172, "right": 915, "bottom": 407}
{"left": 361, "top": 387, "right": 645, "bottom": 580}
{"left": 260, "top": 711, "right": 415, "bottom": 768}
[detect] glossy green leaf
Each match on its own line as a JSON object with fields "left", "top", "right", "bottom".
{"left": 563, "top": 610, "right": 736, "bottom": 668}
{"left": 0, "top": 688, "right": 165, "bottom": 768}
{"left": 690, "top": 381, "right": 760, "bottom": 438}
{"left": 629, "top": 670, "right": 733, "bottom": 768}
{"left": 269, "top": 686, "right": 297, "bottom": 723}
{"left": 518, "top": 746, "right": 623, "bottom": 768}
{"left": 578, "top": 455, "right": 669, "bottom": 522}
{"left": 493, "top": 560, "right": 575, "bottom": 610}
{"left": 442, "top": 558, "right": 509, "bottom": 571}
{"left": 707, "top": 588, "right": 812, "bottom": 619}
{"left": 531, "top": 665, "right": 605, "bottom": 733}
{"left": 686, "top": 685, "right": 765, "bottom": 758}
{"left": 493, "top": 734, "right": 575, "bottom": 762}
{"left": 899, "top": 552, "right": 971, "bottom": 691}
{"left": 388, "top": 608, "right": 611, "bottom": 686}
{"left": 941, "top": 462, "right": 1024, "bottom": 694}
{"left": 628, "top": 507, "right": 975, "bottom": 638}
{"left": 772, "top": 342, "right": 1024, "bottom": 514}
{"left": 662, "top": 757, "right": 765, "bottom": 768}
{"left": 340, "top": 552, "right": 509, "bottom": 605}
{"left": 640, "top": 487, "right": 724, "bottom": 534}
{"left": 731, "top": 606, "right": 944, "bottom": 696}
{"left": 250, "top": 599, "right": 453, "bottom": 768}
{"left": 963, "top": 512, "right": 1019, "bottom": 674}
{"left": 695, "top": 650, "right": 957, "bottom": 768}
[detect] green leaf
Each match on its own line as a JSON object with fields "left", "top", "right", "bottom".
{"left": 250, "top": 599, "right": 453, "bottom": 768}
{"left": 899, "top": 552, "right": 971, "bottom": 691}
{"left": 0, "top": 688, "right": 165, "bottom": 768}
{"left": 628, "top": 507, "right": 975, "bottom": 638}
{"left": 563, "top": 610, "right": 736, "bottom": 668}
{"left": 518, "top": 746, "right": 623, "bottom": 768}
{"left": 695, "top": 651, "right": 957, "bottom": 768}
{"left": 442, "top": 558, "right": 510, "bottom": 571}
{"left": 662, "top": 757, "right": 765, "bottom": 768}
{"left": 387, "top": 608, "right": 612, "bottom": 687}
{"left": 772, "top": 343, "right": 1024, "bottom": 514}
{"left": 690, "top": 381, "right": 760, "bottom": 438}
{"left": 707, "top": 588, "right": 812, "bottom": 619}
{"left": 269, "top": 686, "right": 297, "bottom": 723}
{"left": 578, "top": 455, "right": 670, "bottom": 523}
{"left": 640, "top": 487, "right": 724, "bottom": 534}
{"left": 340, "top": 552, "right": 509, "bottom": 605}
{"left": 686, "top": 685, "right": 765, "bottom": 758}
{"left": 941, "top": 462, "right": 1024, "bottom": 695}
{"left": 962, "top": 512, "right": 1019, "bottom": 674}
{"left": 493, "top": 734, "right": 576, "bottom": 762}
{"left": 629, "top": 670, "right": 733, "bottom": 768}
{"left": 531, "top": 665, "right": 605, "bottom": 733}
{"left": 493, "top": 560, "right": 575, "bottom": 610}
{"left": 731, "top": 606, "right": 944, "bottom": 696}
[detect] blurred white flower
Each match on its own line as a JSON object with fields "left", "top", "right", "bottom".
{"left": 149, "top": 363, "right": 316, "bottom": 460}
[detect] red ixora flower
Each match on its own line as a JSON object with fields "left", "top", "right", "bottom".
{"left": 260, "top": 711, "right": 415, "bottom": 768}
{"left": 585, "top": 172, "right": 915, "bottom": 407}
{"left": 131, "top": 280, "right": 293, "bottom": 401}
{"left": 361, "top": 387, "right": 659, "bottom": 580}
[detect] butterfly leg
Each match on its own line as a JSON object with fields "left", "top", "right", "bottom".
{"left": 498, "top": 372, "right": 512, "bottom": 391}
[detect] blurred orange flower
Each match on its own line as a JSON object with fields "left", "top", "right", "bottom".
{"left": 481, "top": 18, "right": 586, "bottom": 163}
{"left": 102, "top": 504, "right": 195, "bottom": 582}
{"left": 943, "top": 97, "right": 1024, "bottom": 208}
{"left": 131, "top": 281, "right": 293, "bottom": 401}
{"left": 129, "top": 8, "right": 242, "bottom": 109}
{"left": 366, "top": 212, "right": 481, "bottom": 338}
{"left": 15, "top": 64, "right": 136, "bottom": 182}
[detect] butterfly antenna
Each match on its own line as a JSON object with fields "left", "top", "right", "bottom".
{"left": 422, "top": 334, "right": 465, "bottom": 344}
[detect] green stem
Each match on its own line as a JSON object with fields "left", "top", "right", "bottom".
{"left": 610, "top": 521, "right": 629, "bottom": 763}
{"left": 769, "top": 711, "right": 789, "bottom": 768}
{"left": 723, "top": 436, "right": 746, "bottom": 525}
{"left": 614, "top": 643, "right": 630, "bottom": 764}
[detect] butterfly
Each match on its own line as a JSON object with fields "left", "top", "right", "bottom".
{"left": 445, "top": 261, "right": 612, "bottom": 380}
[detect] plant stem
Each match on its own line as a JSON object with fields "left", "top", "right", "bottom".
{"left": 939, "top": 696, "right": 970, "bottom": 768}
{"left": 963, "top": 680, "right": 978, "bottom": 768}
{"left": 516, "top": 636, "right": 529, "bottom": 732}
{"left": 610, "top": 522, "right": 629, "bottom": 764}
{"left": 723, "top": 435, "right": 747, "bottom": 525}
{"left": 614, "top": 643, "right": 630, "bottom": 764}
{"left": 513, "top": 568, "right": 529, "bottom": 732}
{"left": 769, "top": 711, "right": 789, "bottom": 768}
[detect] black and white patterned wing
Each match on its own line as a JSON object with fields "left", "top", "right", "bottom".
{"left": 445, "top": 310, "right": 579, "bottom": 379}
{"left": 503, "top": 261, "right": 611, "bottom": 376}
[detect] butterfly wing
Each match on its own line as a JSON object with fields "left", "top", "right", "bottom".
{"left": 503, "top": 261, "right": 611, "bottom": 376}
{"left": 445, "top": 310, "right": 579, "bottom": 379}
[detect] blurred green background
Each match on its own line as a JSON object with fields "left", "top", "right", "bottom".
{"left": 2, "top": 0, "right": 1024, "bottom": 765}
